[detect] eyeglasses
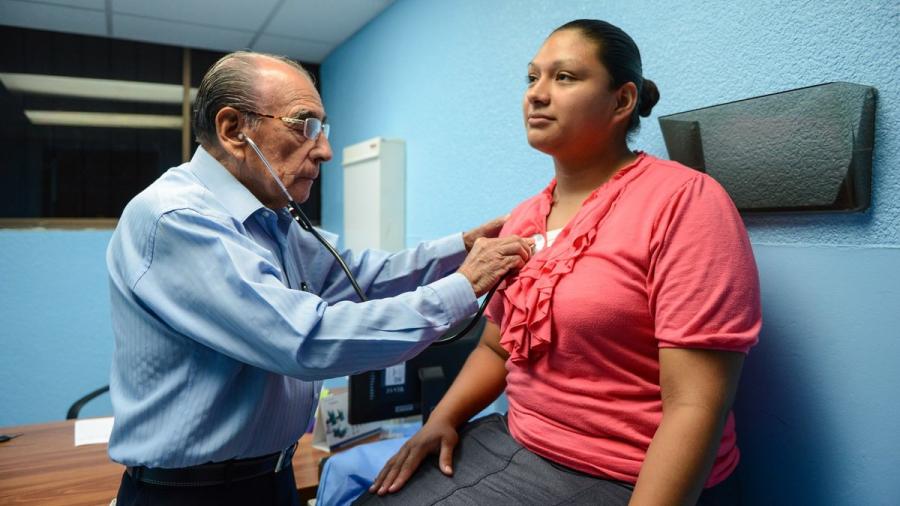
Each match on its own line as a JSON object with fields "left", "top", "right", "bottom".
{"left": 242, "top": 110, "right": 330, "bottom": 140}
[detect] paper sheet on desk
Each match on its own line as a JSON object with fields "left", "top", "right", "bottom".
{"left": 74, "top": 417, "right": 114, "bottom": 446}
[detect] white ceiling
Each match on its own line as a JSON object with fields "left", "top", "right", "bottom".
{"left": 0, "top": 0, "right": 395, "bottom": 63}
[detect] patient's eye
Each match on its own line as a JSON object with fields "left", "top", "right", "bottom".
{"left": 556, "top": 72, "right": 575, "bottom": 82}
{"left": 526, "top": 74, "right": 538, "bottom": 85}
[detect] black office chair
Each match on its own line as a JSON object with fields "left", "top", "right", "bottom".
{"left": 66, "top": 385, "right": 110, "bottom": 419}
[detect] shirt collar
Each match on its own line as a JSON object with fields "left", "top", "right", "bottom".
{"left": 189, "top": 146, "right": 268, "bottom": 224}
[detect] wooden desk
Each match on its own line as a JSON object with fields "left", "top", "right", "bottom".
{"left": 0, "top": 419, "right": 330, "bottom": 506}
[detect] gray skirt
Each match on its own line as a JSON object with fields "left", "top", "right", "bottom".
{"left": 354, "top": 413, "right": 739, "bottom": 505}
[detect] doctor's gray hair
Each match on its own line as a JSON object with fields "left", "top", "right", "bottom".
{"left": 192, "top": 51, "right": 313, "bottom": 148}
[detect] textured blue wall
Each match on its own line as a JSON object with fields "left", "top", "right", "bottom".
{"left": 0, "top": 229, "right": 114, "bottom": 426}
{"left": 741, "top": 245, "right": 899, "bottom": 504}
{"left": 320, "top": 0, "right": 900, "bottom": 504}
{"left": 320, "top": 0, "right": 899, "bottom": 247}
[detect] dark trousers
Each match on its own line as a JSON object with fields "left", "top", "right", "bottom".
{"left": 115, "top": 464, "right": 301, "bottom": 506}
{"left": 354, "top": 413, "right": 739, "bottom": 505}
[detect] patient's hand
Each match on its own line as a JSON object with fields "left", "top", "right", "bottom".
{"left": 369, "top": 418, "right": 460, "bottom": 495}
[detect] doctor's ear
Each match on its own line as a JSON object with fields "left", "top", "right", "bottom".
{"left": 215, "top": 106, "right": 248, "bottom": 158}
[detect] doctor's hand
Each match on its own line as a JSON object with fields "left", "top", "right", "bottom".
{"left": 370, "top": 418, "right": 459, "bottom": 495}
{"left": 462, "top": 215, "right": 509, "bottom": 252}
{"left": 457, "top": 236, "right": 533, "bottom": 296}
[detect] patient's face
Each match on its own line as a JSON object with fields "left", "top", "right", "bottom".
{"left": 523, "top": 29, "right": 619, "bottom": 158}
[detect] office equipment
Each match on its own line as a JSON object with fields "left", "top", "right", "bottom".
{"left": 659, "top": 82, "right": 876, "bottom": 212}
{"left": 348, "top": 317, "right": 485, "bottom": 425}
{"left": 343, "top": 138, "right": 406, "bottom": 252}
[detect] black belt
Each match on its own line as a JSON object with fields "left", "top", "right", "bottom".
{"left": 126, "top": 443, "right": 297, "bottom": 487}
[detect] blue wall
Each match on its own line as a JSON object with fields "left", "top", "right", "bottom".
{"left": 0, "top": 229, "right": 114, "bottom": 426}
{"left": 740, "top": 245, "right": 899, "bottom": 505}
{"left": 319, "top": 0, "right": 900, "bottom": 504}
{"left": 319, "top": 0, "right": 900, "bottom": 247}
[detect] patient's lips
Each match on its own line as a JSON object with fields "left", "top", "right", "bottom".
{"left": 527, "top": 112, "right": 554, "bottom": 127}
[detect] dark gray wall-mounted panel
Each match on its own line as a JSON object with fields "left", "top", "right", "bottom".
{"left": 659, "top": 82, "right": 876, "bottom": 212}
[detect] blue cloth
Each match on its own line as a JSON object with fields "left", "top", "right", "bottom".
{"left": 317, "top": 433, "right": 417, "bottom": 506}
{"left": 106, "top": 147, "right": 477, "bottom": 468}
{"left": 316, "top": 407, "right": 510, "bottom": 506}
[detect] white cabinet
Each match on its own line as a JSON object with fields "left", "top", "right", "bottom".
{"left": 342, "top": 137, "right": 405, "bottom": 252}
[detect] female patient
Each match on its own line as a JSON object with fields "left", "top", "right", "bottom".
{"left": 359, "top": 19, "right": 760, "bottom": 505}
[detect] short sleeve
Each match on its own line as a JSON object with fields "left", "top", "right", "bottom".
{"left": 648, "top": 175, "right": 761, "bottom": 353}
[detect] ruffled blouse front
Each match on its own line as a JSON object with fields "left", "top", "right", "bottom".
{"left": 495, "top": 153, "right": 649, "bottom": 363}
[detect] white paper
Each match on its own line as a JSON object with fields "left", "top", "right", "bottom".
{"left": 384, "top": 363, "right": 406, "bottom": 387}
{"left": 74, "top": 417, "right": 114, "bottom": 446}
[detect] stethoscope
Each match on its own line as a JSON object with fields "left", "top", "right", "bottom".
{"left": 242, "top": 133, "right": 500, "bottom": 346}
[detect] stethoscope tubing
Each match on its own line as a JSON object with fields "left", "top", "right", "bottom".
{"left": 243, "top": 134, "right": 493, "bottom": 346}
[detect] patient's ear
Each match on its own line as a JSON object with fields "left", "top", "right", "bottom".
{"left": 613, "top": 82, "right": 638, "bottom": 124}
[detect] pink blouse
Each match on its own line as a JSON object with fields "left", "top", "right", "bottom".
{"left": 486, "top": 153, "right": 761, "bottom": 487}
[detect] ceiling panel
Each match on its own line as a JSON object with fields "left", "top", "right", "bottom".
{"left": 253, "top": 34, "right": 333, "bottom": 63}
{"left": 267, "top": 0, "right": 392, "bottom": 43}
{"left": 112, "top": 13, "right": 254, "bottom": 53}
{"left": 1, "top": 0, "right": 395, "bottom": 63}
{"left": 0, "top": 0, "right": 107, "bottom": 36}
{"left": 112, "top": 0, "right": 281, "bottom": 31}
{"left": 33, "top": 0, "right": 104, "bottom": 9}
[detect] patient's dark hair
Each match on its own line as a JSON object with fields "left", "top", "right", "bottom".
{"left": 554, "top": 19, "right": 660, "bottom": 135}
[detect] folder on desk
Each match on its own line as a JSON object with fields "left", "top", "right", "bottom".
{"left": 311, "top": 390, "right": 381, "bottom": 452}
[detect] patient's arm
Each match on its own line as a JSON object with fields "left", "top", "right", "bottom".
{"left": 427, "top": 320, "right": 509, "bottom": 427}
{"left": 370, "top": 321, "right": 509, "bottom": 495}
{"left": 629, "top": 348, "right": 745, "bottom": 506}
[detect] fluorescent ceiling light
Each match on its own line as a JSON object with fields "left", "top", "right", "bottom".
{"left": 0, "top": 73, "right": 197, "bottom": 104}
{"left": 24, "top": 110, "right": 183, "bottom": 129}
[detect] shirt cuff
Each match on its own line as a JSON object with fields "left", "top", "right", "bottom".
{"left": 428, "top": 272, "right": 478, "bottom": 325}
{"left": 429, "top": 233, "right": 468, "bottom": 269}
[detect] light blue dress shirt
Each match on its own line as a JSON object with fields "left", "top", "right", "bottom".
{"left": 106, "top": 147, "right": 477, "bottom": 468}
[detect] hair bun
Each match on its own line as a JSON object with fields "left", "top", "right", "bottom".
{"left": 638, "top": 79, "right": 660, "bottom": 117}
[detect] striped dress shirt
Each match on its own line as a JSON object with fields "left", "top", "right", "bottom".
{"left": 106, "top": 147, "right": 476, "bottom": 468}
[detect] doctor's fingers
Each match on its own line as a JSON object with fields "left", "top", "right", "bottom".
{"left": 463, "top": 215, "right": 509, "bottom": 250}
{"left": 476, "top": 214, "right": 509, "bottom": 237}
{"left": 495, "top": 235, "right": 534, "bottom": 262}
{"left": 474, "top": 235, "right": 534, "bottom": 261}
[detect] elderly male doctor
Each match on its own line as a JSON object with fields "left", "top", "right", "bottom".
{"left": 106, "top": 51, "right": 532, "bottom": 506}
